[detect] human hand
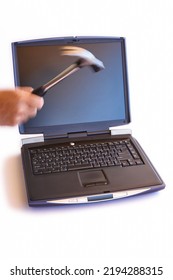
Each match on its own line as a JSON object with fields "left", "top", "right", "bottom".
{"left": 0, "top": 87, "right": 44, "bottom": 126}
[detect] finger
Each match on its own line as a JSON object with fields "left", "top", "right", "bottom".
{"left": 24, "top": 106, "right": 38, "bottom": 118}
{"left": 29, "top": 95, "right": 44, "bottom": 110}
{"left": 16, "top": 106, "right": 37, "bottom": 124}
{"left": 20, "top": 91, "right": 44, "bottom": 110}
{"left": 16, "top": 86, "right": 33, "bottom": 92}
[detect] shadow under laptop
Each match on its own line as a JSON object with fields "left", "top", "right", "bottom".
{"left": 3, "top": 154, "right": 160, "bottom": 211}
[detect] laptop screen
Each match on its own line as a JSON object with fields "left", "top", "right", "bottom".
{"left": 12, "top": 37, "right": 130, "bottom": 136}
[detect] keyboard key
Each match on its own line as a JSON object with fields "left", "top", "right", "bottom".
{"left": 68, "top": 163, "right": 93, "bottom": 171}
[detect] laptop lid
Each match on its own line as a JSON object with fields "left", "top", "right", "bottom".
{"left": 12, "top": 36, "right": 130, "bottom": 138}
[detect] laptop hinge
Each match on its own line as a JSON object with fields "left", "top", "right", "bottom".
{"left": 67, "top": 130, "right": 111, "bottom": 138}
{"left": 43, "top": 130, "right": 110, "bottom": 141}
{"left": 21, "top": 129, "right": 131, "bottom": 145}
{"left": 110, "top": 127, "right": 132, "bottom": 136}
{"left": 67, "top": 131, "right": 88, "bottom": 138}
{"left": 21, "top": 134, "right": 44, "bottom": 145}
{"left": 43, "top": 132, "right": 88, "bottom": 141}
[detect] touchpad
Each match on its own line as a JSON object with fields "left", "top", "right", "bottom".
{"left": 79, "top": 170, "right": 108, "bottom": 187}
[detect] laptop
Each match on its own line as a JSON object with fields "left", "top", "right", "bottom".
{"left": 11, "top": 36, "right": 165, "bottom": 206}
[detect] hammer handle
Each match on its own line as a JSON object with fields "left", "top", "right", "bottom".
{"left": 32, "top": 86, "right": 47, "bottom": 97}
{"left": 32, "top": 63, "right": 79, "bottom": 97}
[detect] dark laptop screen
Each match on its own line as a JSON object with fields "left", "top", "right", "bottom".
{"left": 12, "top": 37, "right": 130, "bottom": 135}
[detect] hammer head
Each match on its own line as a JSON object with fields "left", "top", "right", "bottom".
{"left": 61, "top": 46, "right": 105, "bottom": 72}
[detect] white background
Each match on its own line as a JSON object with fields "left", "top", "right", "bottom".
{"left": 0, "top": 0, "right": 173, "bottom": 279}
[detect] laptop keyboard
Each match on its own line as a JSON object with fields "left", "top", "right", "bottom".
{"left": 29, "top": 139, "right": 144, "bottom": 175}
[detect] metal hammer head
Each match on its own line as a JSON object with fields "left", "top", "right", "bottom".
{"left": 61, "top": 46, "right": 105, "bottom": 72}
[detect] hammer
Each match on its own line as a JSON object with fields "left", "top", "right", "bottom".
{"left": 32, "top": 46, "right": 105, "bottom": 97}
